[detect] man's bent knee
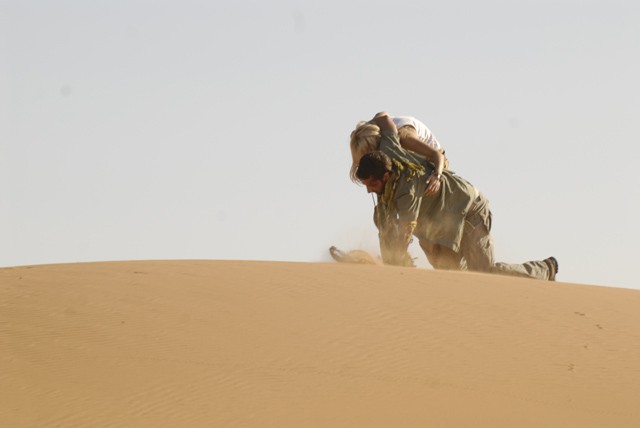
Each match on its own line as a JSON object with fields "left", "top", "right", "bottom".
{"left": 420, "top": 241, "right": 462, "bottom": 270}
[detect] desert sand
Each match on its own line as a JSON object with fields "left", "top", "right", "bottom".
{"left": 2, "top": 260, "right": 640, "bottom": 427}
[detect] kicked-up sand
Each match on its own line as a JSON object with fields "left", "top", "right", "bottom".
{"left": 2, "top": 260, "right": 640, "bottom": 427}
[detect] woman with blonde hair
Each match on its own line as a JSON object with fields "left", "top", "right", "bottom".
{"left": 350, "top": 112, "right": 447, "bottom": 196}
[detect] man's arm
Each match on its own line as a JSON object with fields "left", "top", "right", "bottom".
{"left": 377, "top": 189, "right": 420, "bottom": 267}
{"left": 378, "top": 221, "right": 416, "bottom": 267}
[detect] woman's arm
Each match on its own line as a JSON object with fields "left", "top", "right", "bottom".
{"left": 370, "top": 111, "right": 397, "bottom": 133}
{"left": 398, "top": 126, "right": 444, "bottom": 197}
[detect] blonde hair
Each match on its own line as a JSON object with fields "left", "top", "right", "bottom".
{"left": 349, "top": 121, "right": 382, "bottom": 182}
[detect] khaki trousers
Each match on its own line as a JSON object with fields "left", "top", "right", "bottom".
{"left": 420, "top": 193, "right": 552, "bottom": 280}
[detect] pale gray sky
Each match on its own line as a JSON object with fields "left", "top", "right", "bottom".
{"left": 2, "top": 0, "right": 639, "bottom": 289}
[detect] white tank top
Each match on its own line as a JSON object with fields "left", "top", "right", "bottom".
{"left": 392, "top": 116, "right": 442, "bottom": 151}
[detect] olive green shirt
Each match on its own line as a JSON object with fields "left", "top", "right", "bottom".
{"left": 379, "top": 130, "right": 478, "bottom": 252}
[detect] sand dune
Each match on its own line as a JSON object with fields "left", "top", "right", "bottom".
{"left": 2, "top": 260, "right": 640, "bottom": 427}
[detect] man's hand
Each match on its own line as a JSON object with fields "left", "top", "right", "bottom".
{"left": 381, "top": 250, "right": 416, "bottom": 267}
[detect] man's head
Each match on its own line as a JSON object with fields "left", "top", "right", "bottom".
{"left": 356, "top": 151, "right": 392, "bottom": 194}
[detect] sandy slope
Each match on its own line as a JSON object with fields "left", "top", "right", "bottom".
{"left": 1, "top": 260, "right": 640, "bottom": 427}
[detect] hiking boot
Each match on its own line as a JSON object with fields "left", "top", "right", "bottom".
{"left": 544, "top": 257, "right": 559, "bottom": 281}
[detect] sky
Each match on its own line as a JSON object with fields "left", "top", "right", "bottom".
{"left": 2, "top": 0, "right": 639, "bottom": 289}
